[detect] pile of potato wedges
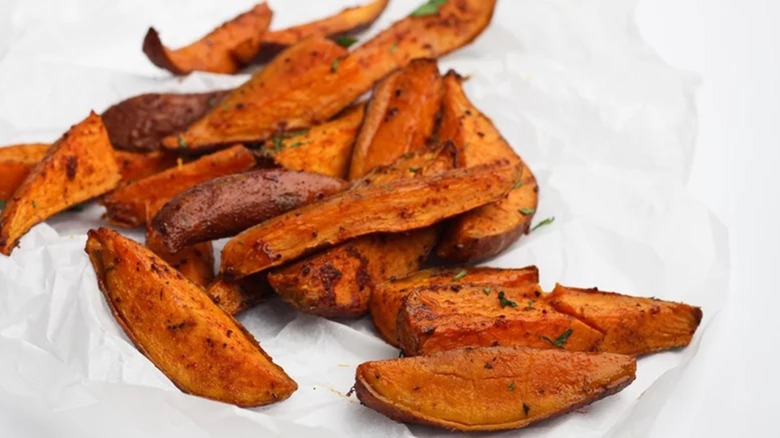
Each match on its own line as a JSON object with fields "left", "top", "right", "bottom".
{"left": 0, "top": 0, "right": 703, "bottom": 433}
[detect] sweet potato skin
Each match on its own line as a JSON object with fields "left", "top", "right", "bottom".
{"left": 143, "top": 3, "right": 273, "bottom": 75}
{"left": 101, "top": 144, "right": 256, "bottom": 228}
{"left": 397, "top": 284, "right": 605, "bottom": 356}
{"left": 370, "top": 266, "right": 540, "bottom": 346}
{"left": 0, "top": 113, "right": 121, "bottom": 255}
{"left": 152, "top": 168, "right": 348, "bottom": 253}
{"left": 262, "top": 0, "right": 389, "bottom": 48}
{"left": 207, "top": 274, "right": 273, "bottom": 315}
{"left": 258, "top": 104, "right": 366, "bottom": 179}
{"left": 145, "top": 225, "right": 215, "bottom": 288}
{"left": 166, "top": 0, "right": 496, "bottom": 151}
{"left": 355, "top": 346, "right": 636, "bottom": 431}
{"left": 546, "top": 284, "right": 703, "bottom": 356}
{"left": 348, "top": 59, "right": 443, "bottom": 180}
{"left": 102, "top": 91, "right": 229, "bottom": 152}
{"left": 435, "top": 72, "right": 539, "bottom": 263}
{"left": 85, "top": 228, "right": 296, "bottom": 406}
{"left": 221, "top": 158, "right": 519, "bottom": 279}
{"left": 268, "top": 229, "right": 436, "bottom": 318}
{"left": 0, "top": 143, "right": 49, "bottom": 200}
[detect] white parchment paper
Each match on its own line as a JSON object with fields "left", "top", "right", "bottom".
{"left": 0, "top": 0, "right": 727, "bottom": 436}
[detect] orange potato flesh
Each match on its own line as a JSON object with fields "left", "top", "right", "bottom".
{"left": 164, "top": 0, "right": 496, "bottom": 152}
{"left": 207, "top": 274, "right": 273, "bottom": 316}
{"left": 145, "top": 225, "right": 215, "bottom": 288}
{"left": 370, "top": 266, "right": 540, "bottom": 346}
{"left": 260, "top": 104, "right": 366, "bottom": 179}
{"left": 263, "top": 0, "right": 389, "bottom": 48}
{"left": 435, "top": 72, "right": 539, "bottom": 263}
{"left": 114, "top": 151, "right": 179, "bottom": 184}
{"left": 100, "top": 145, "right": 256, "bottom": 228}
{"left": 85, "top": 228, "right": 296, "bottom": 406}
{"left": 0, "top": 143, "right": 49, "bottom": 200}
{"left": 397, "top": 284, "right": 605, "bottom": 356}
{"left": 143, "top": 3, "right": 273, "bottom": 75}
{"left": 348, "top": 58, "right": 443, "bottom": 180}
{"left": 267, "top": 229, "right": 437, "bottom": 318}
{"left": 0, "top": 113, "right": 121, "bottom": 255}
{"left": 546, "top": 284, "right": 703, "bottom": 356}
{"left": 355, "top": 346, "right": 636, "bottom": 432}
{"left": 221, "top": 158, "right": 518, "bottom": 279}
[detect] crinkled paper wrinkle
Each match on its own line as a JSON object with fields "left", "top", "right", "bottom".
{"left": 0, "top": 0, "right": 724, "bottom": 437}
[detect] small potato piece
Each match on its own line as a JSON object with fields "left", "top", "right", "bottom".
{"left": 145, "top": 225, "right": 214, "bottom": 288}
{"left": 101, "top": 144, "right": 256, "bottom": 228}
{"left": 0, "top": 143, "right": 49, "bottom": 200}
{"left": 166, "top": 0, "right": 496, "bottom": 152}
{"left": 348, "top": 58, "right": 443, "bottom": 179}
{"left": 355, "top": 346, "right": 636, "bottom": 432}
{"left": 102, "top": 91, "right": 230, "bottom": 152}
{"left": 0, "top": 113, "right": 121, "bottom": 255}
{"left": 397, "top": 284, "right": 604, "bottom": 356}
{"left": 371, "top": 266, "right": 539, "bottom": 346}
{"left": 435, "top": 72, "right": 539, "bottom": 263}
{"left": 263, "top": 0, "right": 388, "bottom": 49}
{"left": 546, "top": 284, "right": 703, "bottom": 356}
{"left": 143, "top": 3, "right": 273, "bottom": 75}
{"left": 221, "top": 159, "right": 519, "bottom": 279}
{"left": 259, "top": 104, "right": 366, "bottom": 179}
{"left": 85, "top": 228, "right": 296, "bottom": 406}
{"left": 207, "top": 274, "right": 273, "bottom": 315}
{"left": 153, "top": 168, "right": 347, "bottom": 252}
{"left": 268, "top": 230, "right": 436, "bottom": 318}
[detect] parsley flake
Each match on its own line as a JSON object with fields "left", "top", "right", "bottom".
{"left": 519, "top": 208, "right": 536, "bottom": 215}
{"left": 513, "top": 179, "right": 524, "bottom": 190}
{"left": 335, "top": 35, "right": 358, "bottom": 48}
{"left": 531, "top": 216, "right": 555, "bottom": 232}
{"left": 411, "top": 0, "right": 447, "bottom": 17}
{"left": 331, "top": 57, "right": 341, "bottom": 72}
{"left": 31, "top": 200, "right": 37, "bottom": 208}
{"left": 483, "top": 287, "right": 492, "bottom": 295}
{"left": 508, "top": 382, "right": 515, "bottom": 391}
{"left": 408, "top": 167, "right": 420, "bottom": 173}
{"left": 498, "top": 291, "right": 517, "bottom": 308}
{"left": 540, "top": 329, "right": 573, "bottom": 348}
{"left": 288, "top": 141, "right": 305, "bottom": 149}
{"left": 0, "top": 200, "right": 4, "bottom": 209}
{"left": 177, "top": 136, "right": 188, "bottom": 149}
{"left": 271, "top": 136, "right": 284, "bottom": 152}
{"left": 389, "top": 43, "right": 399, "bottom": 53}
{"left": 452, "top": 269, "right": 468, "bottom": 281}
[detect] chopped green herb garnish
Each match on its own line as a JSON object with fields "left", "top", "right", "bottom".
{"left": 408, "top": 167, "right": 420, "bottom": 173}
{"left": 398, "top": 350, "right": 405, "bottom": 358}
{"left": 483, "top": 287, "right": 492, "bottom": 295}
{"left": 0, "top": 200, "right": 5, "bottom": 209}
{"left": 519, "top": 208, "right": 536, "bottom": 215}
{"left": 389, "top": 43, "right": 399, "bottom": 53}
{"left": 452, "top": 269, "right": 468, "bottom": 281}
{"left": 67, "top": 204, "right": 86, "bottom": 213}
{"left": 530, "top": 216, "right": 555, "bottom": 232}
{"left": 526, "top": 299, "right": 534, "bottom": 308}
{"left": 498, "top": 291, "right": 517, "bottom": 308}
{"left": 177, "top": 136, "right": 188, "bottom": 149}
{"left": 221, "top": 103, "right": 231, "bottom": 111}
{"left": 335, "top": 35, "right": 358, "bottom": 48}
{"left": 271, "top": 136, "right": 284, "bottom": 152}
{"left": 508, "top": 382, "right": 515, "bottom": 391}
{"left": 411, "top": 0, "right": 447, "bottom": 17}
{"left": 288, "top": 141, "right": 305, "bottom": 149}
{"left": 540, "top": 328, "right": 573, "bottom": 348}
{"left": 513, "top": 179, "right": 524, "bottom": 190}
{"left": 32, "top": 200, "right": 37, "bottom": 208}
{"left": 331, "top": 57, "right": 341, "bottom": 72}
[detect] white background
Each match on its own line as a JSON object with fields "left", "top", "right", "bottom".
{"left": 637, "top": 0, "right": 780, "bottom": 434}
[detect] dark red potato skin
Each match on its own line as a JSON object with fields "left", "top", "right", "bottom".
{"left": 152, "top": 168, "right": 348, "bottom": 252}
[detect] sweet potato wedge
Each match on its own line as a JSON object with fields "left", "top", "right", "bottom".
{"left": 546, "top": 284, "right": 703, "bottom": 356}
{"left": 262, "top": 0, "right": 389, "bottom": 49}
{"left": 435, "top": 72, "right": 539, "bottom": 263}
{"left": 145, "top": 223, "right": 214, "bottom": 288}
{"left": 152, "top": 168, "right": 348, "bottom": 253}
{"left": 221, "top": 157, "right": 518, "bottom": 279}
{"left": 114, "top": 151, "right": 179, "bottom": 184}
{"left": 347, "top": 58, "right": 443, "bottom": 179}
{"left": 165, "top": 0, "right": 496, "bottom": 152}
{"left": 101, "top": 144, "right": 256, "bottom": 228}
{"left": 207, "top": 274, "right": 273, "bottom": 315}
{"left": 0, "top": 143, "right": 49, "bottom": 200}
{"left": 397, "top": 284, "right": 605, "bottom": 356}
{"left": 102, "top": 91, "right": 230, "bottom": 152}
{"left": 268, "top": 230, "right": 436, "bottom": 318}
{"left": 0, "top": 113, "right": 121, "bottom": 255}
{"left": 355, "top": 346, "right": 636, "bottom": 432}
{"left": 258, "top": 104, "right": 366, "bottom": 179}
{"left": 370, "top": 266, "right": 540, "bottom": 346}
{"left": 143, "top": 3, "right": 273, "bottom": 75}
{"left": 85, "top": 228, "right": 296, "bottom": 406}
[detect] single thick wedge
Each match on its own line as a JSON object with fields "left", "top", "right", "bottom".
{"left": 85, "top": 228, "right": 297, "bottom": 406}
{"left": 207, "top": 274, "right": 273, "bottom": 315}
{"left": 355, "top": 346, "right": 636, "bottom": 432}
